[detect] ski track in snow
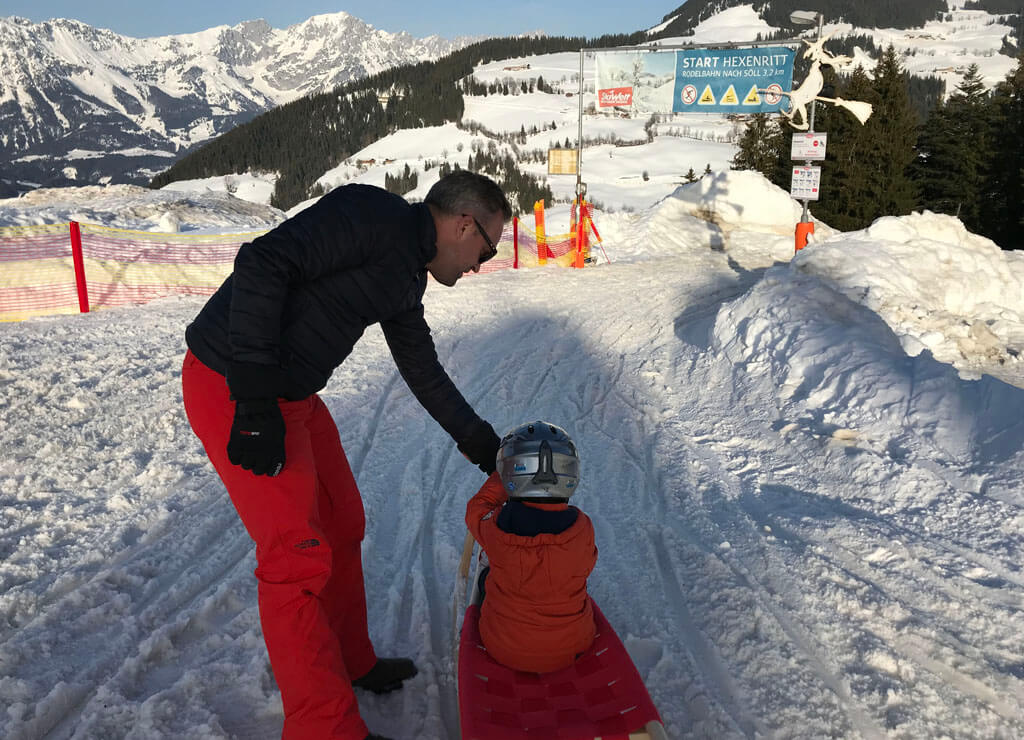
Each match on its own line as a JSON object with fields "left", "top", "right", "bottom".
{"left": 652, "top": 319, "right": 1024, "bottom": 740}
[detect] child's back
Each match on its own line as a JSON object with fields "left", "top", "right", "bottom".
{"left": 465, "top": 422, "right": 598, "bottom": 673}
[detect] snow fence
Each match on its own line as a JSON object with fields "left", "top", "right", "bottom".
{"left": 0, "top": 217, "right": 593, "bottom": 322}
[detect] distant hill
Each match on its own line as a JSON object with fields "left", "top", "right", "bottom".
{"left": 152, "top": 0, "right": 1022, "bottom": 212}
{"left": 149, "top": 34, "right": 646, "bottom": 211}
{"left": 654, "top": 0, "right": 949, "bottom": 37}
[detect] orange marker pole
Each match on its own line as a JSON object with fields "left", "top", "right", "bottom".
{"left": 795, "top": 221, "right": 814, "bottom": 251}
{"left": 534, "top": 200, "right": 547, "bottom": 265}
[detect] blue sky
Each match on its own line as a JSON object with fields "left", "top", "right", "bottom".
{"left": 3, "top": 1, "right": 678, "bottom": 39}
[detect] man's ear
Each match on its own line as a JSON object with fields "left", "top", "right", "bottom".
{"left": 444, "top": 212, "right": 461, "bottom": 242}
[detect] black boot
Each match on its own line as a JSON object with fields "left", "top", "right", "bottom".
{"left": 352, "top": 657, "right": 418, "bottom": 694}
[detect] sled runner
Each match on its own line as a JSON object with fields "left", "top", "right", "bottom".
{"left": 454, "top": 534, "right": 667, "bottom": 740}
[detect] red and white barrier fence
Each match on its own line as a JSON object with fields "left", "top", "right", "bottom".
{"left": 1, "top": 213, "right": 601, "bottom": 322}
{"left": 0, "top": 222, "right": 266, "bottom": 322}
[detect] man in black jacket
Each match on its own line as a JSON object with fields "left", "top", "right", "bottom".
{"left": 181, "top": 171, "right": 511, "bottom": 740}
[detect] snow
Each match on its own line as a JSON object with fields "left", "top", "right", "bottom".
{"left": 818, "top": 7, "right": 1016, "bottom": 94}
{"left": 687, "top": 5, "right": 778, "bottom": 45}
{"left": 793, "top": 214, "right": 1024, "bottom": 386}
{"left": 0, "top": 184, "right": 284, "bottom": 232}
{"left": 160, "top": 173, "right": 279, "bottom": 213}
{"left": 3, "top": 30, "right": 1024, "bottom": 740}
{"left": 3, "top": 168, "right": 1023, "bottom": 739}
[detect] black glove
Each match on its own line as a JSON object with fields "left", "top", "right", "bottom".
{"left": 227, "top": 399, "right": 286, "bottom": 476}
{"left": 457, "top": 420, "right": 500, "bottom": 475}
{"left": 225, "top": 362, "right": 287, "bottom": 477}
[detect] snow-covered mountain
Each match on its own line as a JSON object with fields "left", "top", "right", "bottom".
{"left": 0, "top": 13, "right": 477, "bottom": 194}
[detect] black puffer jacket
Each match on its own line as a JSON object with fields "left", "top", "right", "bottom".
{"left": 186, "top": 184, "right": 484, "bottom": 442}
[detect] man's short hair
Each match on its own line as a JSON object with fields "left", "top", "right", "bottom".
{"left": 425, "top": 170, "right": 513, "bottom": 221}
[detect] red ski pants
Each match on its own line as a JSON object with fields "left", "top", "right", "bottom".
{"left": 182, "top": 351, "right": 376, "bottom": 740}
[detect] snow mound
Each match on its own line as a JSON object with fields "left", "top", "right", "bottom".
{"left": 0, "top": 185, "right": 285, "bottom": 232}
{"left": 793, "top": 211, "right": 1024, "bottom": 384}
{"left": 669, "top": 170, "right": 806, "bottom": 233}
{"left": 711, "top": 264, "right": 1024, "bottom": 467}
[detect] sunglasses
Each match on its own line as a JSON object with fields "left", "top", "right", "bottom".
{"left": 466, "top": 214, "right": 498, "bottom": 264}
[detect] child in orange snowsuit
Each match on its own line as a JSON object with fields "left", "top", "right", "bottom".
{"left": 465, "top": 421, "right": 597, "bottom": 673}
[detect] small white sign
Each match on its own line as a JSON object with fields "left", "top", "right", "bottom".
{"left": 791, "top": 166, "right": 821, "bottom": 200}
{"left": 791, "top": 132, "right": 827, "bottom": 161}
{"left": 547, "top": 148, "right": 578, "bottom": 175}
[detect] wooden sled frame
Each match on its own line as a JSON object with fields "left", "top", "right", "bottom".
{"left": 453, "top": 533, "right": 668, "bottom": 740}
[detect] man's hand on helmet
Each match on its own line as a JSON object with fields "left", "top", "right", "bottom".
{"left": 457, "top": 420, "right": 501, "bottom": 475}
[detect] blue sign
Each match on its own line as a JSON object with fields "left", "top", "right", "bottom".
{"left": 672, "top": 47, "right": 795, "bottom": 114}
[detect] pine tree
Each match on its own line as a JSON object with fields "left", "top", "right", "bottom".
{"left": 913, "top": 64, "right": 994, "bottom": 232}
{"left": 912, "top": 100, "right": 960, "bottom": 217}
{"left": 985, "top": 53, "right": 1024, "bottom": 249}
{"left": 861, "top": 46, "right": 920, "bottom": 223}
{"left": 813, "top": 65, "right": 876, "bottom": 230}
{"left": 731, "top": 113, "right": 788, "bottom": 186}
{"left": 685, "top": 167, "right": 698, "bottom": 183}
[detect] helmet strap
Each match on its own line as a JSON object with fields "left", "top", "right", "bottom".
{"left": 531, "top": 440, "right": 559, "bottom": 485}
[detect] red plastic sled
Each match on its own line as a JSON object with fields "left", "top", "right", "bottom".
{"left": 458, "top": 599, "right": 667, "bottom": 740}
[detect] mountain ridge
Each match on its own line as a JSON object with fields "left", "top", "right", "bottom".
{"left": 0, "top": 13, "right": 479, "bottom": 195}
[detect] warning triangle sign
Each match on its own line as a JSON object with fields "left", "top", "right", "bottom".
{"left": 720, "top": 85, "right": 739, "bottom": 105}
{"left": 743, "top": 84, "right": 761, "bottom": 105}
{"left": 697, "top": 85, "right": 716, "bottom": 105}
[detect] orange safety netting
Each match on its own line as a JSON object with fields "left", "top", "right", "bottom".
{"left": 1, "top": 211, "right": 602, "bottom": 321}
{"left": 468, "top": 223, "right": 579, "bottom": 274}
{"left": 0, "top": 223, "right": 81, "bottom": 321}
{"left": 0, "top": 223, "right": 265, "bottom": 322}
{"left": 517, "top": 225, "right": 579, "bottom": 269}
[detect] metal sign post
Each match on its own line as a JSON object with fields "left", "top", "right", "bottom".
{"left": 792, "top": 132, "right": 826, "bottom": 250}
{"left": 576, "top": 48, "right": 584, "bottom": 203}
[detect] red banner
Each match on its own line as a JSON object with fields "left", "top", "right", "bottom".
{"left": 598, "top": 87, "right": 633, "bottom": 107}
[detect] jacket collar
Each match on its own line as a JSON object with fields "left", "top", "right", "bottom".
{"left": 413, "top": 202, "right": 437, "bottom": 266}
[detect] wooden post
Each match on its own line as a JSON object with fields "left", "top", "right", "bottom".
{"left": 451, "top": 531, "right": 476, "bottom": 653}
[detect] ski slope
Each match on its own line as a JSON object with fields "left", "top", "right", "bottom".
{"left": 1, "top": 172, "right": 1023, "bottom": 739}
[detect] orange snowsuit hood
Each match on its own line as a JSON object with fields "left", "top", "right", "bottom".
{"left": 466, "top": 472, "right": 598, "bottom": 673}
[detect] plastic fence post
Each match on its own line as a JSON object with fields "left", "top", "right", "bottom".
{"left": 513, "top": 217, "right": 519, "bottom": 269}
{"left": 69, "top": 221, "right": 90, "bottom": 313}
{"left": 534, "top": 200, "right": 547, "bottom": 265}
{"left": 581, "top": 200, "right": 588, "bottom": 266}
{"left": 570, "top": 199, "right": 578, "bottom": 264}
{"left": 574, "top": 196, "right": 585, "bottom": 269}
{"left": 586, "top": 203, "right": 601, "bottom": 243}
{"left": 795, "top": 221, "right": 814, "bottom": 251}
